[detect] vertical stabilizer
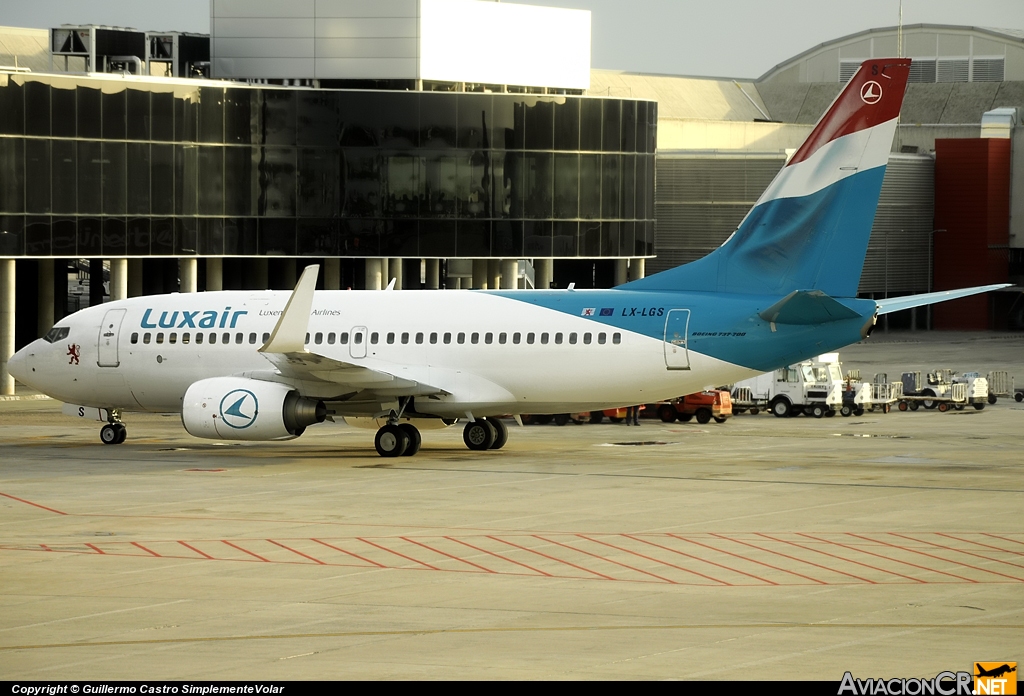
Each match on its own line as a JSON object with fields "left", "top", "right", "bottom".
{"left": 626, "top": 58, "right": 911, "bottom": 297}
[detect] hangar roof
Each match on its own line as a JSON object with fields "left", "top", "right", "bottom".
{"left": 589, "top": 69, "right": 770, "bottom": 122}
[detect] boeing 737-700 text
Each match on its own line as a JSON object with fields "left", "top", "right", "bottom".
{"left": 7, "top": 58, "right": 1007, "bottom": 456}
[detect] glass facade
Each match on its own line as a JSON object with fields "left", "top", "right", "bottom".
{"left": 0, "top": 74, "right": 657, "bottom": 258}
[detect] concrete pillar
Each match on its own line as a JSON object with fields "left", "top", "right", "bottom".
{"left": 628, "top": 258, "right": 646, "bottom": 281}
{"left": 109, "top": 258, "right": 128, "bottom": 301}
{"left": 535, "top": 258, "right": 553, "bottom": 290}
{"left": 500, "top": 259, "right": 518, "bottom": 290}
{"left": 365, "top": 258, "right": 383, "bottom": 290}
{"left": 380, "top": 258, "right": 388, "bottom": 287}
{"left": 425, "top": 259, "right": 440, "bottom": 290}
{"left": 128, "top": 259, "right": 144, "bottom": 298}
{"left": 205, "top": 258, "right": 223, "bottom": 292}
{"left": 472, "top": 259, "right": 488, "bottom": 289}
{"left": 37, "top": 260, "right": 54, "bottom": 337}
{"left": 388, "top": 257, "right": 403, "bottom": 290}
{"left": 488, "top": 259, "right": 501, "bottom": 290}
{"left": 614, "top": 259, "right": 629, "bottom": 286}
{"left": 179, "top": 258, "right": 198, "bottom": 293}
{"left": 450, "top": 276, "right": 461, "bottom": 290}
{"left": 324, "top": 258, "right": 341, "bottom": 290}
{"left": 1, "top": 259, "right": 14, "bottom": 395}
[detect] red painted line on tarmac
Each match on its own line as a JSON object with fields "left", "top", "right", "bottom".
{"left": 579, "top": 534, "right": 724, "bottom": 585}
{"left": 708, "top": 534, "right": 827, "bottom": 585}
{"left": 671, "top": 534, "right": 819, "bottom": 585}
{"left": 937, "top": 533, "right": 1024, "bottom": 563}
{"left": 535, "top": 535, "right": 673, "bottom": 583}
{"left": 489, "top": 535, "right": 616, "bottom": 581}
{"left": 221, "top": 540, "right": 270, "bottom": 562}
{"left": 267, "top": 539, "right": 324, "bottom": 565}
{"left": 625, "top": 534, "right": 769, "bottom": 585}
{"left": 712, "top": 536, "right": 872, "bottom": 585}
{"left": 0, "top": 492, "right": 67, "bottom": 515}
{"left": 981, "top": 533, "right": 1024, "bottom": 551}
{"left": 131, "top": 542, "right": 161, "bottom": 558}
{"left": 357, "top": 537, "right": 439, "bottom": 571}
{"left": 400, "top": 537, "right": 495, "bottom": 574}
{"left": 845, "top": 533, "right": 978, "bottom": 583}
{"left": 178, "top": 541, "right": 214, "bottom": 559}
{"left": 39, "top": 544, "right": 53, "bottom": 552}
{"left": 445, "top": 536, "right": 553, "bottom": 577}
{"left": 755, "top": 534, "right": 880, "bottom": 584}
{"left": 84, "top": 543, "right": 105, "bottom": 555}
{"left": 310, "top": 538, "right": 386, "bottom": 568}
{"left": 885, "top": 533, "right": 1024, "bottom": 582}
{"left": 797, "top": 534, "right": 928, "bottom": 583}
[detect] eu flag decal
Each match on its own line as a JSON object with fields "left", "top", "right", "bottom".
{"left": 599, "top": 308, "right": 614, "bottom": 316}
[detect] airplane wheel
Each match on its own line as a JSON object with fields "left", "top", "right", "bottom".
{"left": 589, "top": 412, "right": 604, "bottom": 424}
{"left": 695, "top": 408, "right": 712, "bottom": 425}
{"left": 100, "top": 423, "right": 124, "bottom": 445}
{"left": 770, "top": 398, "right": 790, "bottom": 418}
{"left": 658, "top": 404, "right": 677, "bottom": 423}
{"left": 810, "top": 405, "right": 825, "bottom": 419}
{"left": 486, "top": 418, "right": 508, "bottom": 450}
{"left": 840, "top": 404, "right": 853, "bottom": 417}
{"left": 973, "top": 402, "right": 985, "bottom": 411}
{"left": 463, "top": 420, "right": 496, "bottom": 451}
{"left": 398, "top": 423, "right": 421, "bottom": 456}
{"left": 375, "top": 424, "right": 409, "bottom": 458}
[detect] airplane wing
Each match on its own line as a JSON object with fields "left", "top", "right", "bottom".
{"left": 256, "top": 265, "right": 447, "bottom": 397}
{"left": 875, "top": 284, "right": 1012, "bottom": 315}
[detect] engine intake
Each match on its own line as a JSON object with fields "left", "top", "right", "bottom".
{"left": 182, "top": 377, "right": 326, "bottom": 441}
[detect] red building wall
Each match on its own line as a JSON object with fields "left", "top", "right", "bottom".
{"left": 932, "top": 138, "right": 1011, "bottom": 330}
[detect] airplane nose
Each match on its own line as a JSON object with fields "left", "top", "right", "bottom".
{"left": 6, "top": 347, "right": 28, "bottom": 384}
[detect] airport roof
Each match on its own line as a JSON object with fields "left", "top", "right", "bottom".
{"left": 0, "top": 26, "right": 49, "bottom": 73}
{"left": 589, "top": 69, "right": 771, "bottom": 122}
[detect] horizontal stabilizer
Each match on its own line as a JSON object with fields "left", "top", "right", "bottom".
{"left": 759, "top": 290, "right": 861, "bottom": 325}
{"left": 260, "top": 265, "right": 319, "bottom": 354}
{"left": 875, "top": 285, "right": 1012, "bottom": 315}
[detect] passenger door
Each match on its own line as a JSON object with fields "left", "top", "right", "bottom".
{"left": 97, "top": 308, "right": 127, "bottom": 367}
{"left": 350, "top": 326, "right": 367, "bottom": 359}
{"left": 663, "top": 309, "right": 690, "bottom": 370}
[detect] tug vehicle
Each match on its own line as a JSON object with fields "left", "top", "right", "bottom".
{"left": 657, "top": 390, "right": 733, "bottom": 424}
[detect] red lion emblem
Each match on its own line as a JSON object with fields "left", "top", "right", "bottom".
{"left": 67, "top": 344, "right": 80, "bottom": 365}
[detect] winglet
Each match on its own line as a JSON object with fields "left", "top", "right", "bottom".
{"left": 259, "top": 265, "right": 319, "bottom": 354}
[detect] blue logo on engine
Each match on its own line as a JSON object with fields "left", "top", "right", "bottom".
{"left": 219, "top": 389, "right": 258, "bottom": 429}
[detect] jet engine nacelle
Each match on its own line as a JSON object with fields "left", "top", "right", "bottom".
{"left": 182, "top": 377, "right": 326, "bottom": 441}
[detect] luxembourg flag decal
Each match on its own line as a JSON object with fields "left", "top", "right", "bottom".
{"left": 581, "top": 308, "right": 595, "bottom": 316}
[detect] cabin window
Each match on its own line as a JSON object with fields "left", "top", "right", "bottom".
{"left": 443, "top": 332, "right": 452, "bottom": 345}
{"left": 169, "top": 333, "right": 177, "bottom": 345}
{"left": 354, "top": 333, "right": 363, "bottom": 345}
{"left": 526, "top": 333, "right": 535, "bottom": 344}
{"left": 484, "top": 332, "right": 493, "bottom": 345}
{"left": 598, "top": 333, "right": 606, "bottom": 345}
{"left": 246, "top": 333, "right": 255, "bottom": 345}
{"left": 235, "top": 333, "right": 243, "bottom": 344}
{"left": 143, "top": 333, "right": 151, "bottom": 344}
{"left": 429, "top": 332, "right": 438, "bottom": 345}
{"left": 304, "top": 333, "right": 310, "bottom": 344}
{"left": 156, "top": 333, "right": 164, "bottom": 344}
{"left": 222, "top": 332, "right": 230, "bottom": 344}
{"left": 416, "top": 332, "right": 424, "bottom": 344}
{"left": 569, "top": 333, "right": 577, "bottom": 345}
{"left": 130, "top": 332, "right": 139, "bottom": 345}
{"left": 401, "top": 332, "right": 409, "bottom": 344}
{"left": 498, "top": 332, "right": 507, "bottom": 344}
{"left": 512, "top": 332, "right": 521, "bottom": 344}
{"left": 327, "top": 332, "right": 336, "bottom": 345}
{"left": 554, "top": 333, "right": 563, "bottom": 345}
{"left": 471, "top": 332, "right": 479, "bottom": 344}
{"left": 314, "top": 332, "right": 323, "bottom": 345}
{"left": 370, "top": 332, "right": 379, "bottom": 344}
{"left": 540, "top": 333, "right": 549, "bottom": 345}
{"left": 340, "top": 332, "right": 349, "bottom": 345}
{"left": 208, "top": 333, "right": 216, "bottom": 344}
{"left": 387, "top": 332, "right": 395, "bottom": 345}
{"left": 583, "top": 333, "right": 592, "bottom": 345}
{"left": 457, "top": 332, "right": 466, "bottom": 345}
{"left": 182, "top": 333, "right": 191, "bottom": 345}
{"left": 613, "top": 333, "right": 621, "bottom": 345}
{"left": 195, "top": 333, "right": 204, "bottom": 345}
{"left": 262, "top": 333, "right": 270, "bottom": 343}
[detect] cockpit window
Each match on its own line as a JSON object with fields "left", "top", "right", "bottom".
{"left": 43, "top": 326, "right": 70, "bottom": 343}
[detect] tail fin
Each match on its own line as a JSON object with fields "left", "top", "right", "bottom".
{"left": 627, "top": 58, "right": 911, "bottom": 297}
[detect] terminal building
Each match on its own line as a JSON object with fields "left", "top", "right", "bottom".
{"left": 1, "top": 3, "right": 1023, "bottom": 395}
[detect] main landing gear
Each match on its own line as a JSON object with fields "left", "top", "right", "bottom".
{"left": 463, "top": 418, "right": 508, "bottom": 451}
{"left": 100, "top": 411, "right": 127, "bottom": 445}
{"left": 373, "top": 398, "right": 423, "bottom": 458}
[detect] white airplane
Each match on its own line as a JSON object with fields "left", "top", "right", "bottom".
{"left": 8, "top": 58, "right": 1006, "bottom": 457}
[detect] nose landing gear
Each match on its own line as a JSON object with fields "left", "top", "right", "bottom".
{"left": 100, "top": 412, "right": 127, "bottom": 445}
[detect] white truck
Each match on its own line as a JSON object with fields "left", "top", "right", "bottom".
{"left": 733, "top": 354, "right": 844, "bottom": 418}
{"left": 897, "top": 370, "right": 989, "bottom": 411}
